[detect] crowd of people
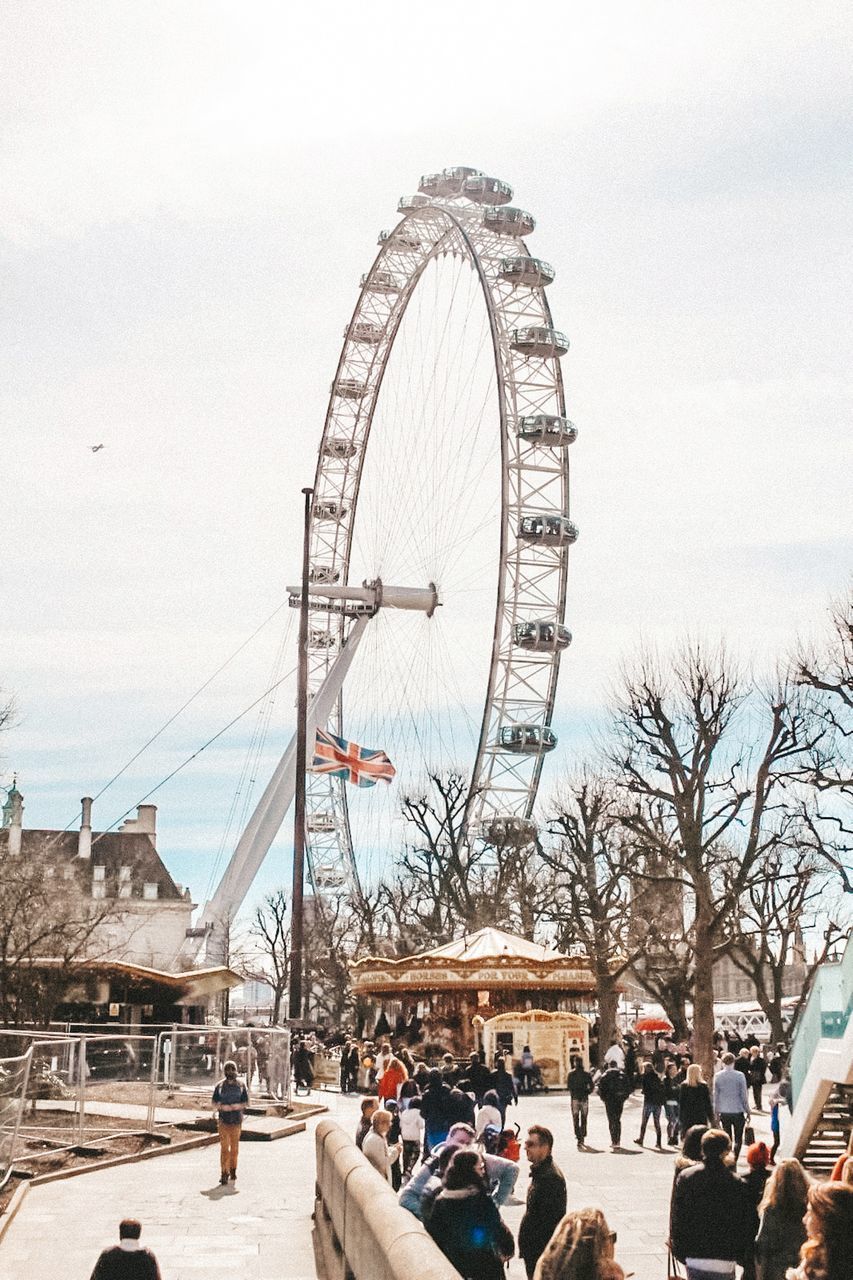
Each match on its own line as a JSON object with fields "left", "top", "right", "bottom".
{"left": 343, "top": 1034, "right": 853, "bottom": 1280}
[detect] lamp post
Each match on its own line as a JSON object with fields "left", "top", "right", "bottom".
{"left": 289, "top": 486, "right": 313, "bottom": 1022}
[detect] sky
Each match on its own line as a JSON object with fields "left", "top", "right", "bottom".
{"left": 2, "top": 1, "right": 851, "bottom": 919}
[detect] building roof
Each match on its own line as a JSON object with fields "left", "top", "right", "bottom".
{"left": 418, "top": 927, "right": 570, "bottom": 964}
{"left": 0, "top": 828, "right": 185, "bottom": 901}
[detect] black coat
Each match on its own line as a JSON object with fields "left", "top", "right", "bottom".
{"left": 671, "top": 1161, "right": 758, "bottom": 1265}
{"left": 518, "top": 1155, "right": 567, "bottom": 1269}
{"left": 90, "top": 1247, "right": 161, "bottom": 1280}
{"left": 420, "top": 1082, "right": 456, "bottom": 1135}
{"left": 677, "top": 1082, "right": 714, "bottom": 1130}
{"left": 427, "top": 1187, "right": 514, "bottom": 1280}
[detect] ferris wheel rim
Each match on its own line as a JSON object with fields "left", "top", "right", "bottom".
{"left": 304, "top": 174, "right": 574, "bottom": 890}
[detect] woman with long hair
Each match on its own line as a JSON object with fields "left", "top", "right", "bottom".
{"left": 533, "top": 1208, "right": 624, "bottom": 1280}
{"left": 678, "top": 1063, "right": 714, "bottom": 1137}
{"left": 427, "top": 1147, "right": 514, "bottom": 1280}
{"left": 753, "top": 1157, "right": 810, "bottom": 1280}
{"left": 787, "top": 1182, "right": 853, "bottom": 1280}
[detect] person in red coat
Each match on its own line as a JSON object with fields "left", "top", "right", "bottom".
{"left": 377, "top": 1055, "right": 408, "bottom": 1103}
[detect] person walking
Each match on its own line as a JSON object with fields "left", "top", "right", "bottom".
{"left": 427, "top": 1148, "right": 515, "bottom": 1280}
{"left": 89, "top": 1220, "right": 161, "bottom": 1280}
{"left": 377, "top": 1054, "right": 408, "bottom": 1104}
{"left": 420, "top": 1068, "right": 456, "bottom": 1156}
{"left": 713, "top": 1052, "right": 750, "bottom": 1161}
{"left": 671, "top": 1129, "right": 758, "bottom": 1280}
{"left": 532, "top": 1207, "right": 625, "bottom": 1280}
{"left": 212, "top": 1058, "right": 248, "bottom": 1185}
{"left": 740, "top": 1142, "right": 772, "bottom": 1280}
{"left": 785, "top": 1182, "right": 853, "bottom": 1280}
{"left": 753, "top": 1157, "right": 810, "bottom": 1280}
{"left": 663, "top": 1061, "right": 682, "bottom": 1146}
{"left": 678, "top": 1063, "right": 714, "bottom": 1137}
{"left": 491, "top": 1058, "right": 518, "bottom": 1124}
{"left": 399, "top": 1096, "right": 424, "bottom": 1183}
{"left": 518, "top": 1125, "right": 567, "bottom": 1279}
{"left": 567, "top": 1056, "right": 594, "bottom": 1149}
{"left": 748, "top": 1047, "right": 768, "bottom": 1112}
{"left": 362, "top": 1108, "right": 402, "bottom": 1183}
{"left": 355, "top": 1096, "right": 378, "bottom": 1148}
{"left": 475, "top": 1088, "right": 503, "bottom": 1140}
{"left": 518, "top": 1045, "right": 537, "bottom": 1093}
{"left": 635, "top": 1062, "right": 666, "bottom": 1149}
{"left": 597, "top": 1059, "right": 630, "bottom": 1151}
{"left": 467, "top": 1050, "right": 493, "bottom": 1102}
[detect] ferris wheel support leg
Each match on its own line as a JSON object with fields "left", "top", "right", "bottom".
{"left": 197, "top": 614, "right": 372, "bottom": 964}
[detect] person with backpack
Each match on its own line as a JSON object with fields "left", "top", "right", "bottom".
{"left": 598, "top": 1058, "right": 631, "bottom": 1151}
{"left": 635, "top": 1062, "right": 666, "bottom": 1149}
{"left": 567, "top": 1055, "right": 594, "bottom": 1149}
{"left": 475, "top": 1088, "right": 503, "bottom": 1141}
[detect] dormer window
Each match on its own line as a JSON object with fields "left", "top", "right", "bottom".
{"left": 143, "top": 882, "right": 158, "bottom": 901}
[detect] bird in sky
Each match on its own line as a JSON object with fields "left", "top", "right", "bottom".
{"left": 89, "top": 444, "right": 105, "bottom": 452}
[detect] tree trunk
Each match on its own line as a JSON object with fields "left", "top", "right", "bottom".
{"left": 597, "top": 975, "right": 620, "bottom": 1056}
{"left": 692, "top": 919, "right": 716, "bottom": 1083}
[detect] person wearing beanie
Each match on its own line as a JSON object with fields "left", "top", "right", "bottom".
{"left": 739, "top": 1142, "right": 771, "bottom": 1280}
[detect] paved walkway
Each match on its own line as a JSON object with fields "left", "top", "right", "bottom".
{"left": 1, "top": 1087, "right": 774, "bottom": 1280}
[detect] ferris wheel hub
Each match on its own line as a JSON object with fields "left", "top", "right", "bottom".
{"left": 287, "top": 579, "right": 440, "bottom": 618}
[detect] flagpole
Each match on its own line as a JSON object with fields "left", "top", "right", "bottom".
{"left": 289, "top": 485, "right": 312, "bottom": 1023}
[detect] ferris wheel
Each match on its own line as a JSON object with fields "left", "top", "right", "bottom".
{"left": 302, "top": 166, "right": 577, "bottom": 894}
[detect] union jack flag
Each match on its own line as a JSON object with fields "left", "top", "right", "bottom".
{"left": 310, "top": 727, "right": 396, "bottom": 788}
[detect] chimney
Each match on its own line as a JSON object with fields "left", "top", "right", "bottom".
{"left": 118, "top": 804, "right": 157, "bottom": 846}
{"left": 6, "top": 784, "right": 23, "bottom": 856}
{"left": 77, "top": 796, "right": 93, "bottom": 859}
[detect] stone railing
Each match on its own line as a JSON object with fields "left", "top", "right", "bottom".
{"left": 314, "top": 1118, "right": 462, "bottom": 1280}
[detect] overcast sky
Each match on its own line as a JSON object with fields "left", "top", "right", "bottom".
{"left": 2, "top": 2, "right": 851, "bottom": 915}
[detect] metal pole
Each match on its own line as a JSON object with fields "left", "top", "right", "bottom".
{"left": 289, "top": 486, "right": 312, "bottom": 1022}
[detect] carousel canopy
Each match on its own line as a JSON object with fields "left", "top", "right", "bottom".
{"left": 351, "top": 926, "right": 595, "bottom": 995}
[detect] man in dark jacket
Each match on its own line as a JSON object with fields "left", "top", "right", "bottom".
{"left": 567, "top": 1056, "right": 594, "bottom": 1148}
{"left": 467, "top": 1051, "right": 493, "bottom": 1102}
{"left": 419, "top": 1068, "right": 456, "bottom": 1156}
{"left": 518, "top": 1126, "right": 567, "bottom": 1279}
{"left": 598, "top": 1058, "right": 631, "bottom": 1150}
{"left": 671, "top": 1129, "right": 758, "bottom": 1280}
{"left": 90, "top": 1219, "right": 161, "bottom": 1280}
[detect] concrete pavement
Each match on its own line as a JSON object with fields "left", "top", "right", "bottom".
{"left": 1, "top": 1085, "right": 774, "bottom": 1279}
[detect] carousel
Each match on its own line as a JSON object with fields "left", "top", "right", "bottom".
{"left": 350, "top": 926, "right": 597, "bottom": 1074}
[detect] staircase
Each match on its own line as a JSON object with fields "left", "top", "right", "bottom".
{"left": 799, "top": 1082, "right": 853, "bottom": 1176}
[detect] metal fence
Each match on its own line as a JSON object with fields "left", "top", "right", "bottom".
{"left": 0, "top": 1049, "right": 32, "bottom": 1190}
{"left": 0, "top": 1024, "right": 291, "bottom": 1179}
{"left": 159, "top": 1026, "right": 290, "bottom": 1104}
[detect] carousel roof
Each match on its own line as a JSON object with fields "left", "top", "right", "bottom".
{"left": 350, "top": 926, "right": 595, "bottom": 994}
{"left": 418, "top": 927, "right": 570, "bottom": 964}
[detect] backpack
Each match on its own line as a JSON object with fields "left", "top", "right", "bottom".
{"left": 497, "top": 1125, "right": 521, "bottom": 1162}
{"left": 481, "top": 1123, "right": 502, "bottom": 1155}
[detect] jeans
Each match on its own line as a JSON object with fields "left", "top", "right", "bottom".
{"left": 604, "top": 1099, "right": 623, "bottom": 1146}
{"left": 638, "top": 1102, "right": 662, "bottom": 1144}
{"left": 571, "top": 1097, "right": 589, "bottom": 1142}
{"left": 719, "top": 1112, "right": 746, "bottom": 1159}
{"left": 401, "top": 1140, "right": 420, "bottom": 1181}
{"left": 752, "top": 1081, "right": 763, "bottom": 1110}
{"left": 665, "top": 1100, "right": 679, "bottom": 1142}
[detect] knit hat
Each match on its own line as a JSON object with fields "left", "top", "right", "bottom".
{"left": 746, "top": 1141, "right": 771, "bottom": 1168}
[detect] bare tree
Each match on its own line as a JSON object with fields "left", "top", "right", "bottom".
{"left": 609, "top": 639, "right": 819, "bottom": 1079}
{"left": 726, "top": 842, "right": 850, "bottom": 1042}
{"left": 542, "top": 773, "right": 643, "bottom": 1051}
{"left": 0, "top": 835, "right": 136, "bottom": 1026}
{"left": 795, "top": 590, "right": 853, "bottom": 890}
{"left": 248, "top": 890, "right": 289, "bottom": 1024}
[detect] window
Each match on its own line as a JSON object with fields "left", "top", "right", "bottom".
{"left": 143, "top": 882, "right": 158, "bottom": 901}
{"left": 118, "top": 882, "right": 132, "bottom": 899}
{"left": 92, "top": 883, "right": 107, "bottom": 900}
{"left": 63, "top": 864, "right": 74, "bottom": 879}
{"left": 118, "top": 866, "right": 131, "bottom": 882}
{"left": 93, "top": 865, "right": 106, "bottom": 881}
